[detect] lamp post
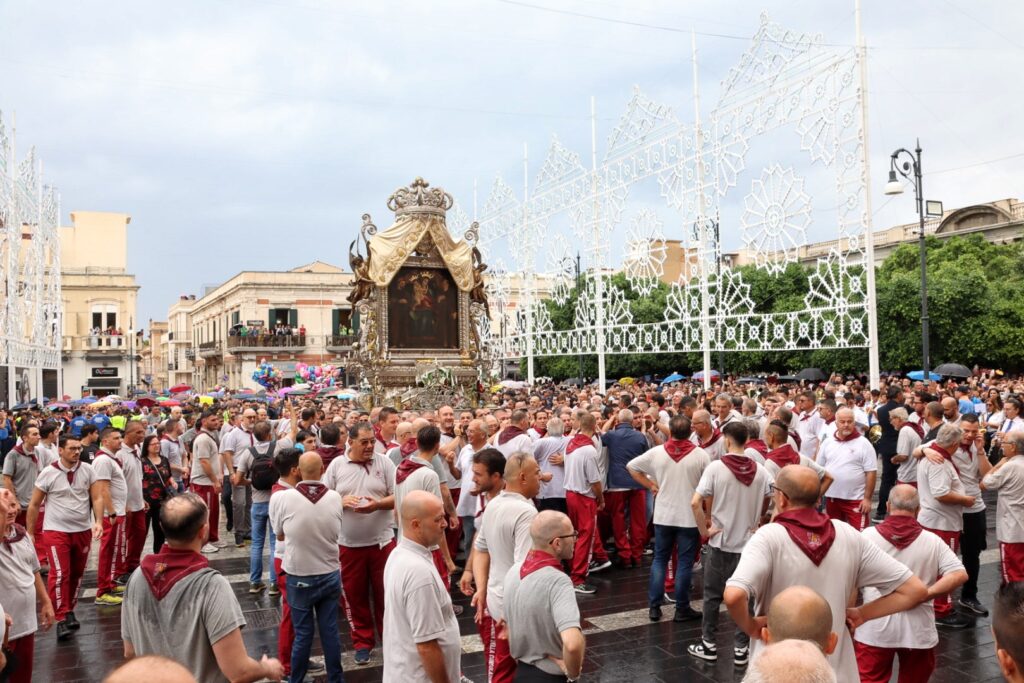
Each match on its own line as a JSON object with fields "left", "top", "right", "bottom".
{"left": 884, "top": 140, "right": 939, "bottom": 379}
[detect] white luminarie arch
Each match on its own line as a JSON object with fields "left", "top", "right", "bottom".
{"left": 477, "top": 11, "right": 879, "bottom": 388}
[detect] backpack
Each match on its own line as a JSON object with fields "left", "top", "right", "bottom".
{"left": 249, "top": 441, "right": 279, "bottom": 491}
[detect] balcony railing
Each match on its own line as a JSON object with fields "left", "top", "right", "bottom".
{"left": 226, "top": 334, "right": 307, "bottom": 351}
{"left": 62, "top": 335, "right": 131, "bottom": 353}
{"left": 326, "top": 334, "right": 356, "bottom": 350}
{"left": 197, "top": 341, "right": 221, "bottom": 358}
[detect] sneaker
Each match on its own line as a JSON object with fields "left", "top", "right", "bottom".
{"left": 95, "top": 593, "right": 123, "bottom": 606}
{"left": 734, "top": 646, "right": 750, "bottom": 666}
{"left": 201, "top": 543, "right": 220, "bottom": 554}
{"left": 643, "top": 547, "right": 654, "bottom": 556}
{"left": 452, "top": 604, "right": 464, "bottom": 616}
{"left": 871, "top": 515, "right": 886, "bottom": 525}
{"left": 354, "top": 648, "right": 371, "bottom": 665}
{"left": 307, "top": 659, "right": 325, "bottom": 673}
{"left": 56, "top": 620, "right": 73, "bottom": 641}
{"left": 235, "top": 537, "right": 246, "bottom": 548}
{"left": 249, "top": 582, "right": 266, "bottom": 594}
{"left": 573, "top": 583, "right": 597, "bottom": 595}
{"left": 268, "top": 583, "right": 280, "bottom": 597}
{"left": 114, "top": 573, "right": 131, "bottom": 586}
{"left": 692, "top": 558, "right": 703, "bottom": 572}
{"left": 112, "top": 584, "right": 126, "bottom": 595}
{"left": 589, "top": 559, "right": 612, "bottom": 573}
{"left": 664, "top": 592, "right": 675, "bottom": 603}
{"left": 460, "top": 676, "right": 475, "bottom": 683}
{"left": 66, "top": 612, "right": 80, "bottom": 631}
{"left": 958, "top": 597, "right": 989, "bottom": 617}
{"left": 687, "top": 641, "right": 718, "bottom": 662}
{"left": 936, "top": 613, "right": 971, "bottom": 629}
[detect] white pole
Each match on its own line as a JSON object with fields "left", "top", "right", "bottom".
{"left": 856, "top": 0, "right": 881, "bottom": 390}
{"left": 692, "top": 32, "right": 713, "bottom": 391}
{"left": 6, "top": 115, "right": 17, "bottom": 406}
{"left": 35, "top": 159, "right": 44, "bottom": 400}
{"left": 56, "top": 193, "right": 64, "bottom": 401}
{"left": 523, "top": 143, "right": 535, "bottom": 385}
{"left": 591, "top": 96, "right": 606, "bottom": 391}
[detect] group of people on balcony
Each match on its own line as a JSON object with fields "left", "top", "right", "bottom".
{"left": 228, "top": 323, "right": 306, "bottom": 341}
{"left": 89, "top": 326, "right": 124, "bottom": 336}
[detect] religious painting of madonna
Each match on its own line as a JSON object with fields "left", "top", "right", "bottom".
{"left": 388, "top": 267, "right": 459, "bottom": 350}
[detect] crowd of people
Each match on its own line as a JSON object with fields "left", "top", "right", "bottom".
{"left": 1, "top": 371, "right": 1024, "bottom": 683}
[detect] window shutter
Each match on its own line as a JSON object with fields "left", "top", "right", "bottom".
{"left": 269, "top": 310, "right": 275, "bottom": 328}
{"left": 351, "top": 310, "right": 360, "bottom": 333}
{"left": 288, "top": 309, "right": 298, "bottom": 327}
{"left": 332, "top": 309, "right": 340, "bottom": 335}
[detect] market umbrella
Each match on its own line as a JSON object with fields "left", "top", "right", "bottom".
{"left": 934, "top": 363, "right": 972, "bottom": 379}
{"left": 692, "top": 370, "right": 721, "bottom": 381}
{"left": 796, "top": 368, "right": 827, "bottom": 382}
{"left": 660, "top": 372, "right": 686, "bottom": 384}
{"left": 907, "top": 370, "right": 942, "bottom": 381}
{"left": 136, "top": 397, "right": 157, "bottom": 408}
{"left": 169, "top": 384, "right": 192, "bottom": 394}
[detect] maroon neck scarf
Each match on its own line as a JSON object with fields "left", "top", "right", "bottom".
{"left": 930, "top": 443, "right": 960, "bottom": 474}
{"left": 789, "top": 430, "right": 803, "bottom": 449}
{"left": 875, "top": 515, "right": 923, "bottom": 550}
{"left": 833, "top": 428, "right": 862, "bottom": 442}
{"left": 773, "top": 507, "right": 836, "bottom": 566}
{"left": 317, "top": 445, "right": 345, "bottom": 468}
{"left": 533, "top": 428, "right": 547, "bottom": 438}
{"left": 498, "top": 425, "right": 527, "bottom": 445}
{"left": 721, "top": 454, "right": 757, "bottom": 486}
{"left": 52, "top": 460, "right": 78, "bottom": 485}
{"left": 374, "top": 424, "right": 398, "bottom": 450}
{"left": 13, "top": 444, "right": 37, "bottom": 465}
{"left": 396, "top": 458, "right": 428, "bottom": 484}
{"left": 746, "top": 439, "right": 769, "bottom": 457}
{"left": 664, "top": 438, "right": 696, "bottom": 463}
{"left": 699, "top": 430, "right": 722, "bottom": 449}
{"left": 765, "top": 444, "right": 801, "bottom": 469}
{"left": 296, "top": 481, "right": 328, "bottom": 503}
{"left": 400, "top": 437, "right": 419, "bottom": 458}
{"left": 565, "top": 433, "right": 593, "bottom": 454}
{"left": 1, "top": 524, "right": 27, "bottom": 550}
{"left": 141, "top": 545, "right": 210, "bottom": 600}
{"left": 902, "top": 421, "right": 924, "bottom": 439}
{"left": 520, "top": 549, "right": 563, "bottom": 579}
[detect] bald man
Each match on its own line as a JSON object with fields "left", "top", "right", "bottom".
{"left": 690, "top": 410, "right": 724, "bottom": 460}
{"left": 743, "top": 639, "right": 837, "bottom": 683}
{"left": 383, "top": 490, "right": 461, "bottom": 683}
{"left": 761, "top": 586, "right": 838, "bottom": 655}
{"left": 725, "top": 465, "right": 927, "bottom": 682}
{"left": 815, "top": 407, "right": 877, "bottom": 531}
{"left": 269, "top": 451, "right": 345, "bottom": 682}
{"left": 503, "top": 511, "right": 585, "bottom": 682}
{"left": 103, "top": 655, "right": 197, "bottom": 683}
{"left": 854, "top": 484, "right": 967, "bottom": 683}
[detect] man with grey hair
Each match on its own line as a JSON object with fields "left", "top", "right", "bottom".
{"left": 854, "top": 483, "right": 967, "bottom": 681}
{"left": 888, "top": 407, "right": 923, "bottom": 488}
{"left": 503, "top": 511, "right": 585, "bottom": 683}
{"left": 533, "top": 417, "right": 568, "bottom": 513}
{"left": 601, "top": 408, "right": 650, "bottom": 568}
{"left": 741, "top": 639, "right": 836, "bottom": 683}
{"left": 713, "top": 393, "right": 741, "bottom": 430}
{"left": 690, "top": 410, "right": 725, "bottom": 460}
{"left": 816, "top": 407, "right": 877, "bottom": 531}
{"left": 981, "top": 429, "right": 1024, "bottom": 585}
{"left": 914, "top": 423, "right": 974, "bottom": 627}
{"left": 497, "top": 410, "right": 532, "bottom": 458}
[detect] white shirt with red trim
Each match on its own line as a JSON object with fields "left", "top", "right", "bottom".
{"left": 34, "top": 461, "right": 96, "bottom": 533}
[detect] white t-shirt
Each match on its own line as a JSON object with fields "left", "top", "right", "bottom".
{"left": 394, "top": 458, "right": 442, "bottom": 537}
{"left": 855, "top": 526, "right": 964, "bottom": 649}
{"left": 455, "top": 444, "right": 482, "bottom": 517}
{"left": 982, "top": 455, "right": 1024, "bottom": 543}
{"left": 533, "top": 436, "right": 568, "bottom": 500}
{"left": 0, "top": 531, "right": 40, "bottom": 640}
{"left": 222, "top": 427, "right": 256, "bottom": 467}
{"left": 562, "top": 444, "right": 601, "bottom": 497}
{"left": 952, "top": 444, "right": 986, "bottom": 514}
{"left": 34, "top": 461, "right": 96, "bottom": 533}
{"left": 382, "top": 539, "right": 461, "bottom": 683}
{"left": 917, "top": 456, "right": 967, "bottom": 532}
{"left": 690, "top": 432, "right": 725, "bottom": 461}
{"left": 626, "top": 445, "right": 711, "bottom": 528}
{"left": 796, "top": 410, "right": 824, "bottom": 460}
{"left": 473, "top": 491, "right": 537, "bottom": 621}
{"left": 270, "top": 481, "right": 292, "bottom": 561}
{"left": 896, "top": 426, "right": 923, "bottom": 484}
{"left": 497, "top": 432, "right": 533, "bottom": 459}
{"left": 439, "top": 433, "right": 461, "bottom": 488}
{"left": 694, "top": 457, "right": 773, "bottom": 553}
{"left": 726, "top": 519, "right": 913, "bottom": 682}
{"left": 269, "top": 483, "right": 344, "bottom": 576}
{"left": 119, "top": 445, "right": 145, "bottom": 513}
{"left": 763, "top": 453, "right": 826, "bottom": 481}
{"left": 322, "top": 454, "right": 396, "bottom": 547}
{"left": 93, "top": 449, "right": 128, "bottom": 516}
{"left": 816, "top": 435, "right": 877, "bottom": 501}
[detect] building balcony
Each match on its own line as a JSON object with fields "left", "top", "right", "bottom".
{"left": 325, "top": 334, "right": 356, "bottom": 352}
{"left": 62, "top": 335, "right": 134, "bottom": 361}
{"left": 197, "top": 341, "right": 222, "bottom": 358}
{"left": 226, "top": 334, "right": 307, "bottom": 353}
{"left": 184, "top": 347, "right": 196, "bottom": 360}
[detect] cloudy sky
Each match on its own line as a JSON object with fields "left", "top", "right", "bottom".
{"left": 1, "top": 0, "right": 1021, "bottom": 323}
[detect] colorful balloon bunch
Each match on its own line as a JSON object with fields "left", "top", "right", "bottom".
{"left": 294, "top": 363, "right": 338, "bottom": 391}
{"left": 252, "top": 362, "right": 282, "bottom": 389}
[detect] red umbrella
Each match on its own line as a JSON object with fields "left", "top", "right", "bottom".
{"left": 136, "top": 397, "right": 157, "bottom": 408}
{"left": 162, "top": 400, "right": 181, "bottom": 407}
{"left": 169, "top": 384, "right": 192, "bottom": 394}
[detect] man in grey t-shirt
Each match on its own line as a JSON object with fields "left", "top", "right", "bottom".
{"left": 503, "top": 511, "right": 585, "bottom": 682}
{"left": 121, "top": 492, "right": 283, "bottom": 683}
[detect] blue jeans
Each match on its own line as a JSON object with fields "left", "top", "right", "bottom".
{"left": 249, "top": 501, "right": 276, "bottom": 584}
{"left": 648, "top": 524, "right": 699, "bottom": 608}
{"left": 287, "top": 571, "right": 344, "bottom": 683}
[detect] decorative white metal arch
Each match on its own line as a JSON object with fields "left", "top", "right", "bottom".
{"left": 476, "top": 11, "right": 880, "bottom": 389}
{"left": 0, "top": 112, "right": 62, "bottom": 406}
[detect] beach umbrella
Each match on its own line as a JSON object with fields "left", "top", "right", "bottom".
{"left": 796, "top": 368, "right": 827, "bottom": 382}
{"left": 907, "top": 370, "right": 942, "bottom": 381}
{"left": 934, "top": 363, "right": 971, "bottom": 379}
{"left": 660, "top": 372, "right": 686, "bottom": 384}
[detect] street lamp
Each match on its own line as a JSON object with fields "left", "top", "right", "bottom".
{"left": 884, "top": 140, "right": 941, "bottom": 378}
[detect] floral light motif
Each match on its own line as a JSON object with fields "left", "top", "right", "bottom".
{"left": 623, "top": 210, "right": 667, "bottom": 296}
{"left": 545, "top": 235, "right": 575, "bottom": 306}
{"left": 741, "top": 164, "right": 812, "bottom": 274}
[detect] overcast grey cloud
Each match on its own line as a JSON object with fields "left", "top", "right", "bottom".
{"left": 1, "top": 0, "right": 1021, "bottom": 323}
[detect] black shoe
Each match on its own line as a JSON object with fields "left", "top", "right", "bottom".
{"left": 674, "top": 606, "right": 702, "bottom": 622}
{"left": 56, "top": 621, "right": 73, "bottom": 641}
{"left": 687, "top": 641, "right": 718, "bottom": 662}
{"left": 936, "top": 613, "right": 971, "bottom": 629}
{"left": 114, "top": 573, "right": 131, "bottom": 586}
{"left": 65, "top": 612, "right": 80, "bottom": 631}
{"left": 958, "top": 597, "right": 989, "bottom": 617}
{"left": 649, "top": 606, "right": 662, "bottom": 621}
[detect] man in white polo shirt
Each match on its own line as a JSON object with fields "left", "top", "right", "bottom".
{"left": 383, "top": 489, "right": 461, "bottom": 683}
{"left": 395, "top": 425, "right": 451, "bottom": 588}
{"left": 2, "top": 424, "right": 49, "bottom": 563}
{"left": 854, "top": 485, "right": 967, "bottom": 683}
{"left": 323, "top": 421, "right": 397, "bottom": 666}
{"left": 562, "top": 412, "right": 608, "bottom": 595}
{"left": 455, "top": 419, "right": 490, "bottom": 542}
{"left": 27, "top": 434, "right": 104, "bottom": 641}
{"left": 472, "top": 451, "right": 540, "bottom": 683}
{"left": 270, "top": 451, "right": 345, "bottom": 683}
{"left": 496, "top": 410, "right": 533, "bottom": 458}
{"left": 627, "top": 414, "right": 711, "bottom": 622}
{"left": 223, "top": 409, "right": 256, "bottom": 547}
{"left": 816, "top": 407, "right": 877, "bottom": 531}
{"left": 982, "top": 429, "right": 1024, "bottom": 584}
{"left": 189, "top": 411, "right": 224, "bottom": 552}
{"left": 688, "top": 421, "right": 772, "bottom": 668}
{"left": 794, "top": 391, "right": 824, "bottom": 461}
{"left": 93, "top": 428, "right": 128, "bottom": 605}
{"left": 117, "top": 420, "right": 147, "bottom": 584}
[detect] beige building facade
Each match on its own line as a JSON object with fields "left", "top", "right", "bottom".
{"left": 164, "top": 295, "right": 196, "bottom": 389}
{"left": 139, "top": 320, "right": 168, "bottom": 392}
{"left": 60, "top": 211, "right": 140, "bottom": 398}
{"left": 188, "top": 262, "right": 355, "bottom": 390}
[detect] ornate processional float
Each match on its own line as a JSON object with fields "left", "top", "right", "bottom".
{"left": 347, "top": 178, "right": 492, "bottom": 409}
